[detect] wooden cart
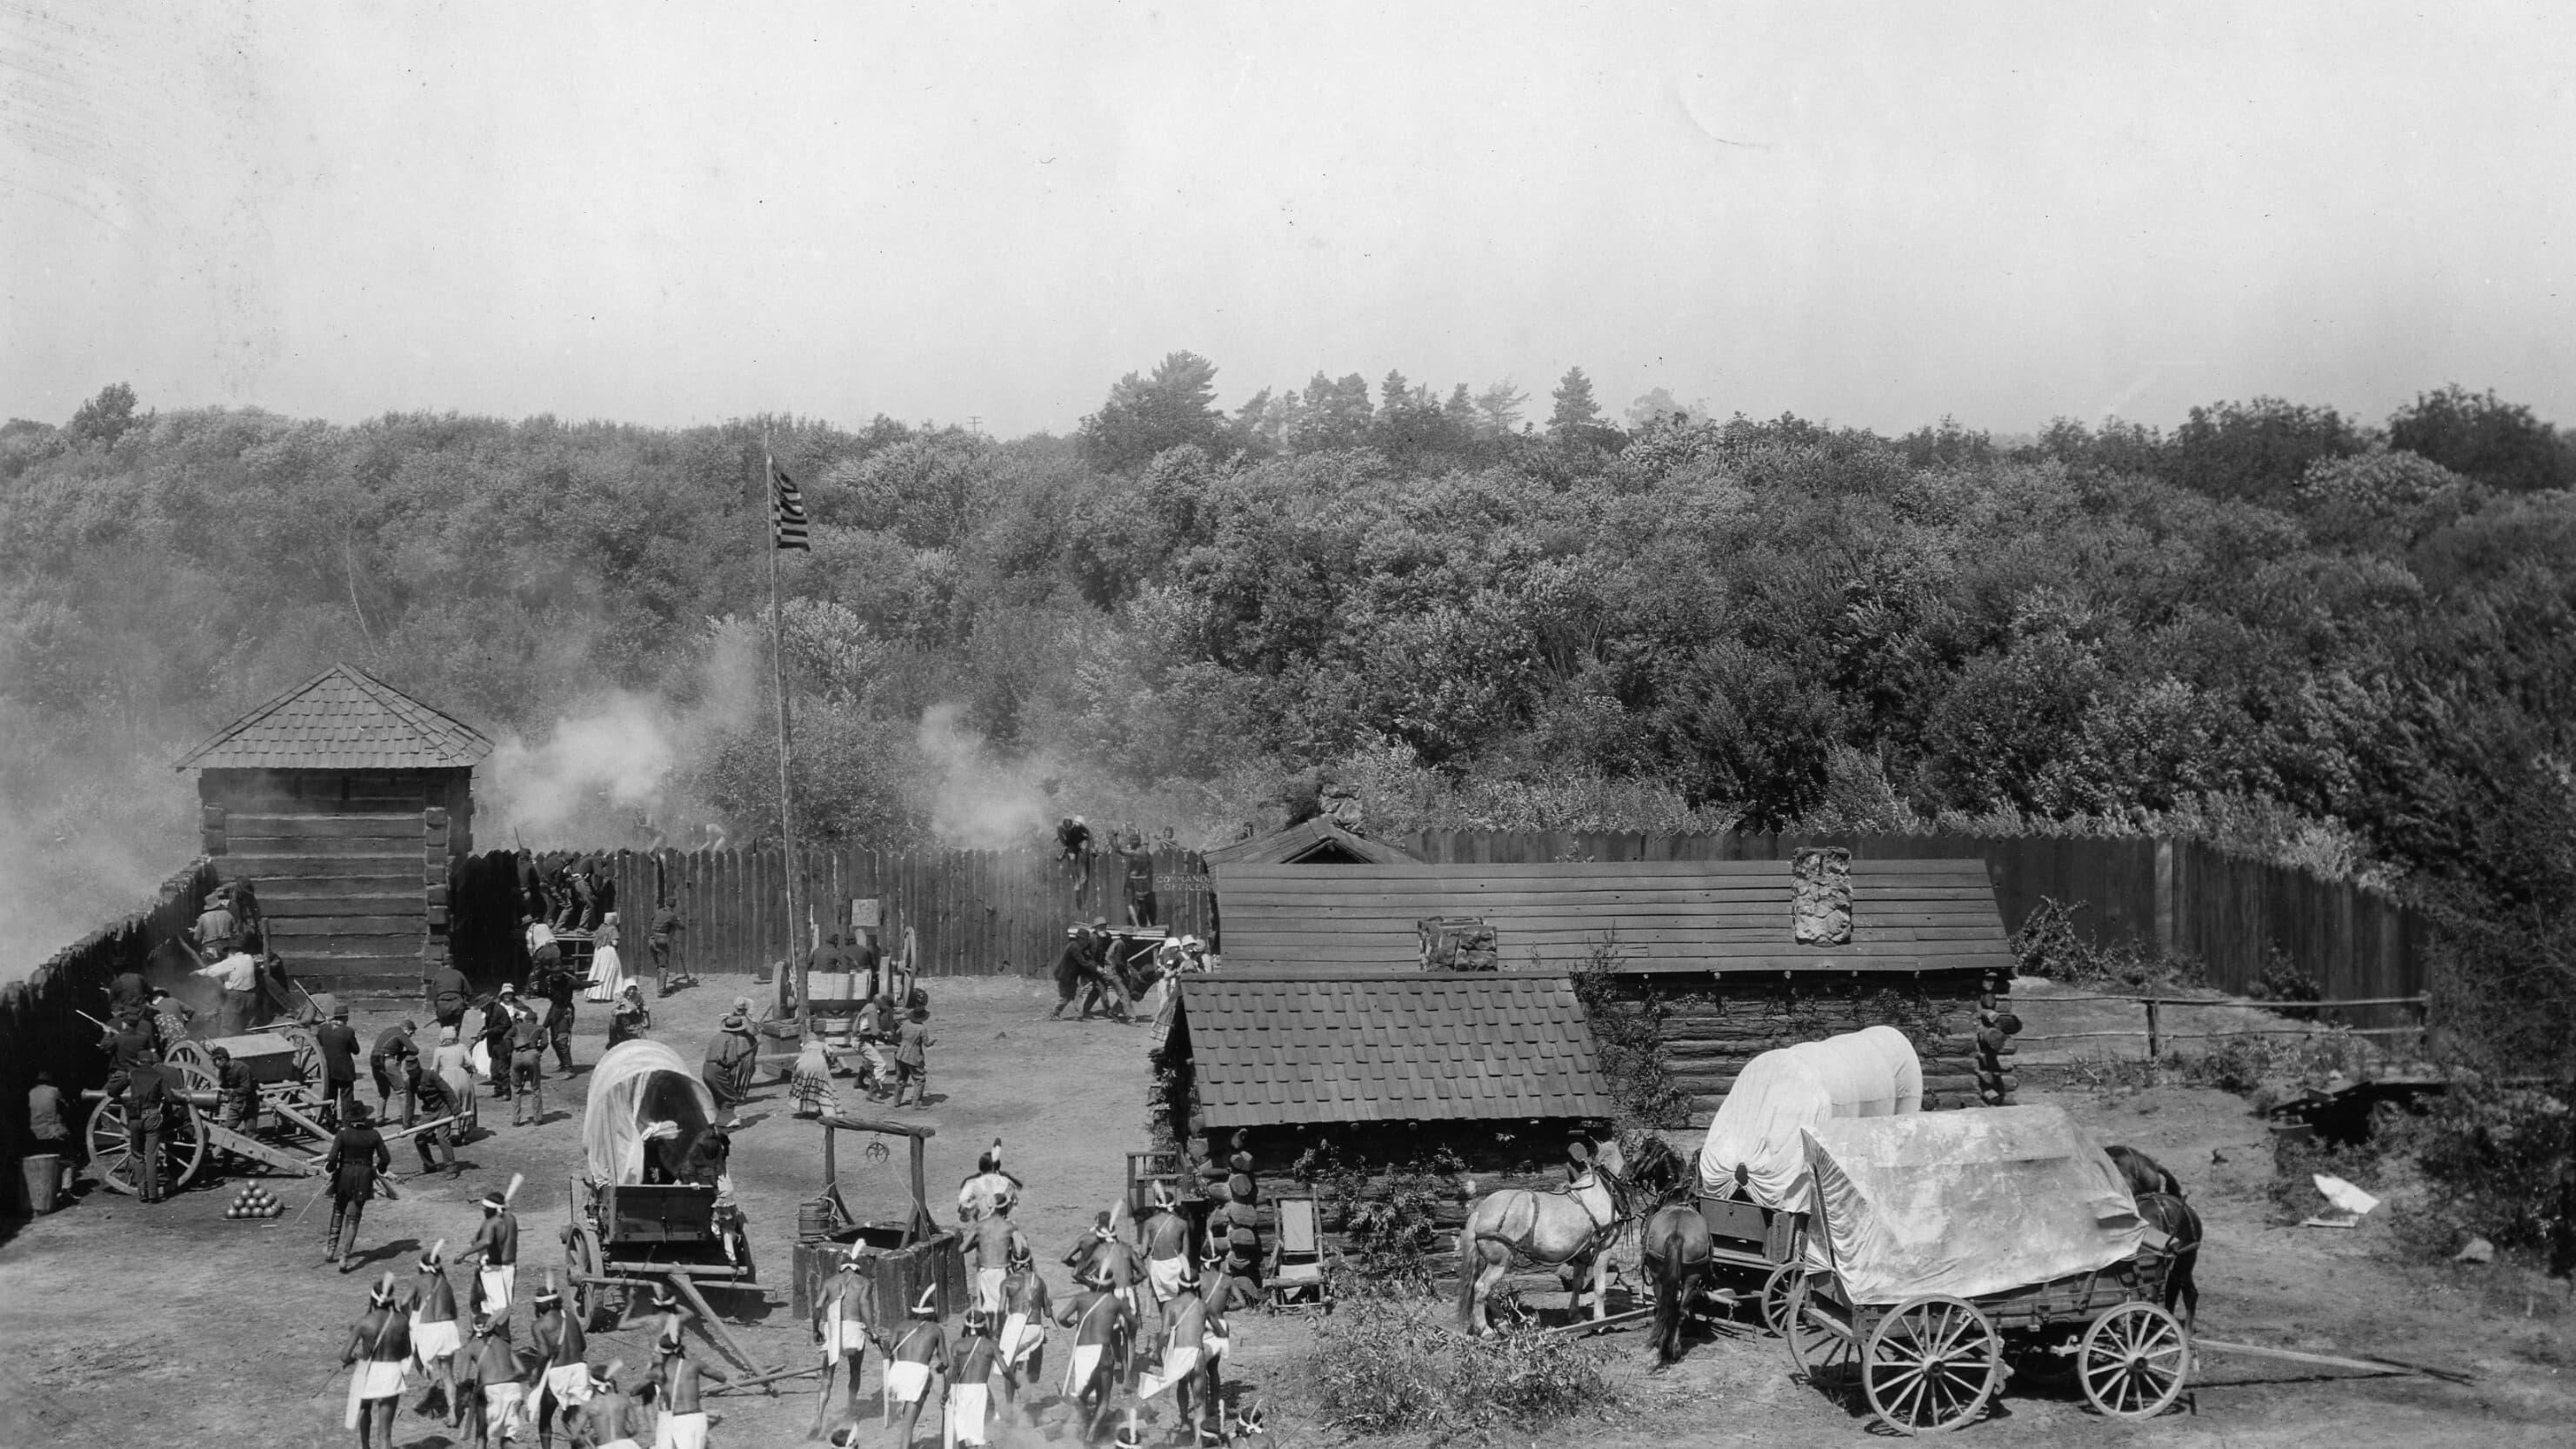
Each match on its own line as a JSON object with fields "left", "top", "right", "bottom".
{"left": 1696, "top": 1194, "right": 1808, "bottom": 1336}
{"left": 561, "top": 1172, "right": 764, "bottom": 1370}
{"left": 86, "top": 1029, "right": 450, "bottom": 1195}
{"left": 1781, "top": 1108, "right": 2192, "bottom": 1433}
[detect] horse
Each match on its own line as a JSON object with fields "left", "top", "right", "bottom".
{"left": 2135, "top": 1190, "right": 2201, "bottom": 1331}
{"left": 1617, "top": 1136, "right": 1714, "bottom": 1365}
{"left": 2106, "top": 1144, "right": 2185, "bottom": 1201}
{"left": 2106, "top": 1145, "right": 2199, "bottom": 1332}
{"left": 1458, "top": 1137, "right": 1630, "bottom": 1334}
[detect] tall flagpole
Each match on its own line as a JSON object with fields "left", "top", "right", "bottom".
{"left": 763, "top": 438, "right": 806, "bottom": 1034}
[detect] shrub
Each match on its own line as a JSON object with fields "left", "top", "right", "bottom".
{"left": 1291, "top": 1140, "right": 1469, "bottom": 1292}
{"left": 1571, "top": 930, "right": 1694, "bottom": 1129}
{"left": 2403, "top": 1081, "right": 2573, "bottom": 1254}
{"left": 1299, "top": 1295, "right": 1617, "bottom": 1441}
{"left": 1305, "top": 1295, "right": 1452, "bottom": 1434}
{"left": 2010, "top": 897, "right": 2200, "bottom": 990}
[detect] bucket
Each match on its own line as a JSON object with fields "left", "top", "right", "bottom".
{"left": 22, "top": 1154, "right": 62, "bottom": 1215}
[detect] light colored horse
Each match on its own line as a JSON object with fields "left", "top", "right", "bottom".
{"left": 1455, "top": 1138, "right": 1632, "bottom": 1335}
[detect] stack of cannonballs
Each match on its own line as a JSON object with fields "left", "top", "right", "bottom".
{"left": 225, "top": 1184, "right": 284, "bottom": 1219}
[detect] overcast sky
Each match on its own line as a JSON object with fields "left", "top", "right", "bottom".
{"left": 5, "top": 2, "right": 2571, "bottom": 438}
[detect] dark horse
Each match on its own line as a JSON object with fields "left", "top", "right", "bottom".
{"left": 2108, "top": 1145, "right": 2200, "bottom": 1331}
{"left": 1619, "top": 1136, "right": 1712, "bottom": 1366}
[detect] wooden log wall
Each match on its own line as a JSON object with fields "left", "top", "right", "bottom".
{"left": 594, "top": 845, "right": 1213, "bottom": 980}
{"left": 1588, "top": 967, "right": 2010, "bottom": 1125}
{"left": 1, "top": 858, "right": 220, "bottom": 1212}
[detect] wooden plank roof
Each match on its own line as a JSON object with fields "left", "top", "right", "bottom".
{"left": 1200, "top": 818, "right": 1419, "bottom": 866}
{"left": 1211, "top": 858, "right": 2011, "bottom": 975}
{"left": 175, "top": 664, "right": 495, "bottom": 771}
{"left": 1174, "top": 972, "right": 1618, "bottom": 1129}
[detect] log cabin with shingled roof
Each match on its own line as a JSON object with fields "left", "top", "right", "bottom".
{"left": 1204, "top": 853, "right": 2021, "bottom": 1125}
{"left": 175, "top": 664, "right": 493, "bottom": 999}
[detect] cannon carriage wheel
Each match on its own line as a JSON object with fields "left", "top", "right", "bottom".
{"left": 84, "top": 1092, "right": 207, "bottom": 1196}
{"left": 2078, "top": 1301, "right": 2190, "bottom": 1419}
{"left": 1862, "top": 1293, "right": 2003, "bottom": 1435}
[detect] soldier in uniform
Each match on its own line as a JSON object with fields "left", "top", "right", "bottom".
{"left": 324, "top": 1101, "right": 391, "bottom": 1268}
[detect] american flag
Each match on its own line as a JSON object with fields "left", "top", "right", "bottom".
{"left": 771, "top": 457, "right": 810, "bottom": 551}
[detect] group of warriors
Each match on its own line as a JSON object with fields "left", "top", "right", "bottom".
{"left": 336, "top": 1183, "right": 739, "bottom": 1449}
{"left": 806, "top": 1141, "right": 1259, "bottom": 1449}
{"left": 1052, "top": 818, "right": 1176, "bottom": 926}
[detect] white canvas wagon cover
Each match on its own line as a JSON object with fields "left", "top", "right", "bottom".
{"left": 1799, "top": 1104, "right": 2146, "bottom": 1305}
{"left": 582, "top": 1038, "right": 715, "bottom": 1186}
{"left": 1696, "top": 1025, "right": 1923, "bottom": 1207}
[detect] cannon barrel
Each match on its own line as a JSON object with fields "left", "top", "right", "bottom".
{"left": 83, "top": 1088, "right": 222, "bottom": 1108}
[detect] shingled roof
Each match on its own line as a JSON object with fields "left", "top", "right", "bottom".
{"left": 1171, "top": 972, "right": 1618, "bottom": 1128}
{"left": 1200, "top": 818, "right": 1419, "bottom": 867}
{"left": 174, "top": 664, "right": 495, "bottom": 771}
{"left": 1211, "top": 859, "right": 2012, "bottom": 976}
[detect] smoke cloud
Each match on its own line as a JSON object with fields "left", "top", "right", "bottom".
{"left": 917, "top": 702, "right": 1055, "bottom": 851}
{"left": 482, "top": 620, "right": 765, "bottom": 851}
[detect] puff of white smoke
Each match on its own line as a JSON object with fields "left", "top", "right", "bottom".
{"left": 917, "top": 703, "right": 1052, "bottom": 851}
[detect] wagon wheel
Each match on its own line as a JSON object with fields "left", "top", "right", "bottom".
{"left": 2078, "top": 1302, "right": 2190, "bottom": 1419}
{"left": 1759, "top": 1264, "right": 1800, "bottom": 1338}
{"left": 564, "top": 1223, "right": 624, "bottom": 1332}
{"left": 83, "top": 1093, "right": 208, "bottom": 1197}
{"left": 164, "top": 1038, "right": 212, "bottom": 1078}
{"left": 1863, "top": 1294, "right": 2003, "bottom": 1435}
{"left": 1783, "top": 1272, "right": 1860, "bottom": 1392}
{"left": 281, "top": 1025, "right": 324, "bottom": 1091}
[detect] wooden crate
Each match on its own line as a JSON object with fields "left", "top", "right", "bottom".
{"left": 790, "top": 1225, "right": 965, "bottom": 1322}
{"left": 604, "top": 1183, "right": 717, "bottom": 1244}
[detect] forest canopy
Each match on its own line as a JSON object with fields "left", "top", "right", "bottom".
{"left": 5, "top": 361, "right": 2575, "bottom": 1062}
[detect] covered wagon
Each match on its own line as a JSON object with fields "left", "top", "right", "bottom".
{"left": 1781, "top": 1105, "right": 2189, "bottom": 1432}
{"left": 1692, "top": 1025, "right": 1922, "bottom": 1331}
{"left": 562, "top": 1039, "right": 762, "bottom": 1366}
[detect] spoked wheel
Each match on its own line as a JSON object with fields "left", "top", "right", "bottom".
{"left": 564, "top": 1224, "right": 624, "bottom": 1332}
{"left": 83, "top": 1095, "right": 208, "bottom": 1196}
{"left": 1760, "top": 1264, "right": 1800, "bottom": 1338}
{"left": 164, "top": 1038, "right": 212, "bottom": 1078}
{"left": 1784, "top": 1272, "right": 1860, "bottom": 1392}
{"left": 1863, "top": 1294, "right": 2003, "bottom": 1435}
{"left": 2079, "top": 1302, "right": 2190, "bottom": 1419}
{"left": 282, "top": 1025, "right": 324, "bottom": 1092}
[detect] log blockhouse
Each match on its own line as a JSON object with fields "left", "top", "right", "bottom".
{"left": 1208, "top": 858, "right": 2020, "bottom": 1124}
{"left": 176, "top": 664, "right": 492, "bottom": 998}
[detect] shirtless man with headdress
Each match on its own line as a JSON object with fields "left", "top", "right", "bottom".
{"left": 1138, "top": 1180, "right": 1195, "bottom": 1335}
{"left": 527, "top": 1273, "right": 593, "bottom": 1449}
{"left": 574, "top": 1359, "right": 637, "bottom": 1449}
{"left": 994, "top": 1239, "right": 1053, "bottom": 1426}
{"left": 808, "top": 1242, "right": 875, "bottom": 1440}
{"left": 1053, "top": 1260, "right": 1135, "bottom": 1443}
{"left": 947, "top": 1308, "right": 1001, "bottom": 1449}
{"left": 457, "top": 1311, "right": 524, "bottom": 1449}
{"left": 965, "top": 1196, "right": 1031, "bottom": 1319}
{"left": 340, "top": 1272, "right": 414, "bottom": 1449}
{"left": 651, "top": 1312, "right": 733, "bottom": 1449}
{"left": 408, "top": 1240, "right": 465, "bottom": 1426}
{"left": 884, "top": 1286, "right": 950, "bottom": 1449}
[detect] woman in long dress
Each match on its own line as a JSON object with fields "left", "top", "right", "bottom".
{"left": 585, "top": 914, "right": 630, "bottom": 1003}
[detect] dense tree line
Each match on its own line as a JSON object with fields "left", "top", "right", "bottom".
{"left": 4, "top": 364, "right": 2573, "bottom": 1064}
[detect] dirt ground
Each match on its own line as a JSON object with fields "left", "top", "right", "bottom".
{"left": 3, "top": 976, "right": 2571, "bottom": 1449}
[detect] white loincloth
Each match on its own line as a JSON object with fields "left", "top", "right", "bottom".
{"left": 597, "top": 1440, "right": 641, "bottom": 1449}
{"left": 1137, "top": 1344, "right": 1202, "bottom": 1399}
{"left": 998, "top": 1312, "right": 1038, "bottom": 1368}
{"left": 1063, "top": 1343, "right": 1104, "bottom": 1398}
{"left": 1203, "top": 1331, "right": 1230, "bottom": 1363}
{"left": 1147, "top": 1255, "right": 1188, "bottom": 1305}
{"left": 484, "top": 1380, "right": 527, "bottom": 1439}
{"left": 657, "top": 1408, "right": 708, "bottom": 1449}
{"left": 820, "top": 1308, "right": 868, "bottom": 1359}
{"left": 410, "top": 1314, "right": 463, "bottom": 1364}
{"left": 975, "top": 1266, "right": 1006, "bottom": 1312}
{"left": 479, "top": 1264, "right": 516, "bottom": 1314}
{"left": 344, "top": 1359, "right": 409, "bottom": 1427}
{"left": 948, "top": 1382, "right": 991, "bottom": 1445}
{"left": 884, "top": 1359, "right": 932, "bottom": 1405}
{"left": 541, "top": 1360, "right": 596, "bottom": 1409}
